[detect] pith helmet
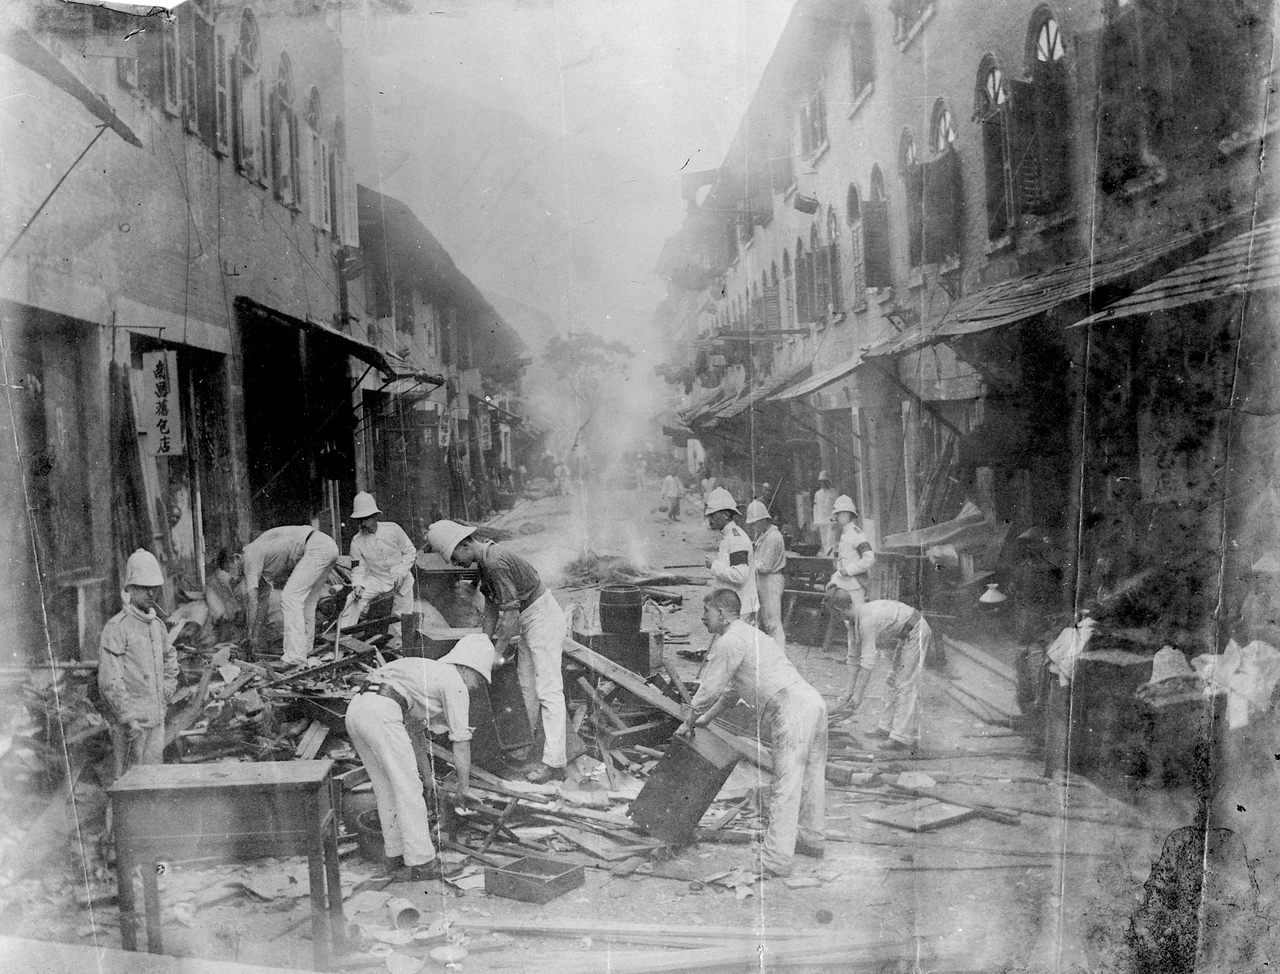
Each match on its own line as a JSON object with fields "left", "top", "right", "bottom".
{"left": 704, "top": 487, "right": 739, "bottom": 516}
{"left": 426, "top": 519, "right": 477, "bottom": 562}
{"left": 439, "top": 633, "right": 497, "bottom": 683}
{"left": 351, "top": 492, "right": 381, "bottom": 519}
{"left": 832, "top": 494, "right": 858, "bottom": 517}
{"left": 745, "top": 500, "right": 772, "bottom": 524}
{"left": 817, "top": 470, "right": 831, "bottom": 482}
{"left": 124, "top": 549, "right": 164, "bottom": 587}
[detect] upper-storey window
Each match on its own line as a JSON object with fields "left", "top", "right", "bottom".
{"left": 270, "top": 56, "right": 300, "bottom": 207}
{"left": 849, "top": 6, "right": 875, "bottom": 105}
{"left": 798, "top": 88, "right": 828, "bottom": 157}
{"left": 305, "top": 88, "right": 332, "bottom": 231}
{"left": 1014, "top": 8, "right": 1073, "bottom": 210}
{"left": 977, "top": 56, "right": 1013, "bottom": 239}
{"left": 180, "top": 0, "right": 215, "bottom": 140}
{"left": 233, "top": 11, "right": 265, "bottom": 184}
{"left": 923, "top": 100, "right": 962, "bottom": 263}
{"left": 892, "top": 0, "right": 935, "bottom": 49}
{"left": 795, "top": 236, "right": 812, "bottom": 323}
{"left": 765, "top": 263, "right": 781, "bottom": 333}
{"left": 782, "top": 250, "right": 796, "bottom": 328}
{"left": 331, "top": 118, "right": 359, "bottom": 246}
{"left": 899, "top": 131, "right": 924, "bottom": 268}
{"left": 826, "top": 207, "right": 844, "bottom": 315}
{"left": 844, "top": 184, "right": 868, "bottom": 309}
{"left": 863, "top": 166, "right": 892, "bottom": 288}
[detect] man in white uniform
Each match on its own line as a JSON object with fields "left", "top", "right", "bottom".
{"left": 428, "top": 519, "right": 568, "bottom": 784}
{"left": 344, "top": 634, "right": 494, "bottom": 880}
{"left": 680, "top": 589, "right": 827, "bottom": 877}
{"left": 704, "top": 487, "right": 758, "bottom": 622}
{"left": 812, "top": 472, "right": 838, "bottom": 554}
{"left": 825, "top": 495, "right": 875, "bottom": 658}
{"left": 243, "top": 525, "right": 340, "bottom": 666}
{"left": 746, "top": 499, "right": 787, "bottom": 647}
{"left": 834, "top": 597, "right": 933, "bottom": 751}
{"left": 338, "top": 492, "right": 417, "bottom": 650}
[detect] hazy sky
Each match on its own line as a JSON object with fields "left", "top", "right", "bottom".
{"left": 346, "top": 0, "right": 795, "bottom": 356}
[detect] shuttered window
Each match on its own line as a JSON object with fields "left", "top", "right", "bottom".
{"left": 782, "top": 251, "right": 796, "bottom": 327}
{"left": 233, "top": 12, "right": 262, "bottom": 182}
{"left": 845, "top": 184, "right": 868, "bottom": 308}
{"left": 922, "top": 148, "right": 962, "bottom": 263}
{"left": 826, "top": 210, "right": 843, "bottom": 314}
{"left": 978, "top": 60, "right": 1013, "bottom": 239}
{"left": 214, "top": 32, "right": 230, "bottom": 155}
{"left": 796, "top": 240, "right": 812, "bottom": 323}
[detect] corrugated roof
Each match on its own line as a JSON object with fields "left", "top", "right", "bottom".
{"left": 774, "top": 353, "right": 863, "bottom": 399}
{"left": 863, "top": 217, "right": 1238, "bottom": 358}
{"left": 716, "top": 362, "right": 813, "bottom": 417}
{"left": 938, "top": 220, "right": 1231, "bottom": 338}
{"left": 1073, "top": 217, "right": 1280, "bottom": 326}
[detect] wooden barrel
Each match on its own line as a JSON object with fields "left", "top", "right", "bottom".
{"left": 598, "top": 584, "right": 642, "bottom": 633}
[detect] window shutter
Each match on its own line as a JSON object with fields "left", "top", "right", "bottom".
{"left": 980, "top": 109, "right": 1011, "bottom": 237}
{"left": 782, "top": 272, "right": 796, "bottom": 326}
{"left": 827, "top": 243, "right": 842, "bottom": 313}
{"left": 257, "top": 82, "right": 270, "bottom": 186}
{"left": 214, "top": 34, "right": 230, "bottom": 154}
{"left": 1009, "top": 80, "right": 1044, "bottom": 213}
{"left": 905, "top": 164, "right": 924, "bottom": 267}
{"left": 1032, "top": 61, "right": 1072, "bottom": 208}
{"left": 162, "top": 21, "right": 181, "bottom": 115}
{"left": 299, "top": 129, "right": 316, "bottom": 223}
{"left": 796, "top": 253, "right": 812, "bottom": 322}
{"left": 862, "top": 199, "right": 892, "bottom": 288}
{"left": 922, "top": 149, "right": 961, "bottom": 263}
{"left": 181, "top": 14, "right": 198, "bottom": 132}
{"left": 847, "top": 222, "right": 867, "bottom": 306}
{"left": 137, "top": 21, "right": 164, "bottom": 104}
{"left": 764, "top": 284, "right": 781, "bottom": 329}
{"left": 343, "top": 166, "right": 360, "bottom": 247}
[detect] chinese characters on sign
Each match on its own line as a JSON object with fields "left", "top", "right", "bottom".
{"left": 141, "top": 351, "right": 184, "bottom": 456}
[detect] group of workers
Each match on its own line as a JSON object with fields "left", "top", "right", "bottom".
{"left": 97, "top": 470, "right": 932, "bottom": 882}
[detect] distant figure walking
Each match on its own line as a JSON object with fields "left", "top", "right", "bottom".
{"left": 635, "top": 455, "right": 649, "bottom": 492}
{"left": 661, "top": 472, "right": 683, "bottom": 521}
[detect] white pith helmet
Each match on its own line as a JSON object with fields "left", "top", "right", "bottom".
{"left": 745, "top": 500, "right": 771, "bottom": 524}
{"left": 831, "top": 494, "right": 858, "bottom": 517}
{"left": 439, "top": 633, "right": 497, "bottom": 683}
{"left": 124, "top": 549, "right": 164, "bottom": 587}
{"left": 426, "top": 519, "right": 478, "bottom": 562}
{"left": 351, "top": 492, "right": 381, "bottom": 519}
{"left": 703, "top": 487, "right": 739, "bottom": 516}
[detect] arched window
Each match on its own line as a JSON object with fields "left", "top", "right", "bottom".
{"left": 864, "top": 166, "right": 891, "bottom": 288}
{"left": 810, "top": 223, "right": 830, "bottom": 324}
{"left": 305, "top": 87, "right": 332, "bottom": 230}
{"left": 271, "top": 56, "right": 299, "bottom": 206}
{"left": 977, "top": 56, "right": 1013, "bottom": 238}
{"left": 233, "top": 11, "right": 263, "bottom": 181}
{"left": 331, "top": 118, "right": 358, "bottom": 245}
{"left": 795, "top": 237, "right": 812, "bottom": 323}
{"left": 844, "top": 185, "right": 868, "bottom": 307}
{"left": 765, "top": 262, "right": 781, "bottom": 336}
{"left": 899, "top": 131, "right": 923, "bottom": 267}
{"left": 849, "top": 5, "right": 875, "bottom": 103}
{"left": 782, "top": 250, "right": 795, "bottom": 327}
{"left": 750, "top": 281, "right": 761, "bottom": 331}
{"left": 826, "top": 208, "right": 844, "bottom": 314}
{"left": 930, "top": 99, "right": 955, "bottom": 154}
{"left": 1020, "top": 7, "right": 1073, "bottom": 209}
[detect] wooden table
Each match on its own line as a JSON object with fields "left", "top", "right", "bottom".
{"left": 108, "top": 761, "right": 344, "bottom": 970}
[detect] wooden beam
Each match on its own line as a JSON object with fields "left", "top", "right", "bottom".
{"left": 562, "top": 637, "right": 771, "bottom": 770}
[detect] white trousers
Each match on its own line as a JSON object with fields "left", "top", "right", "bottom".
{"left": 518, "top": 591, "right": 567, "bottom": 767}
{"left": 761, "top": 682, "right": 828, "bottom": 876}
{"left": 345, "top": 694, "right": 435, "bottom": 865}
{"left": 757, "top": 573, "right": 786, "bottom": 647}
{"left": 876, "top": 619, "right": 929, "bottom": 745}
{"left": 281, "top": 533, "right": 339, "bottom": 664}
{"left": 338, "top": 571, "right": 415, "bottom": 648}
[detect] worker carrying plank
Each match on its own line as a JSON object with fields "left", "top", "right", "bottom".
{"left": 679, "top": 588, "right": 827, "bottom": 878}
{"left": 337, "top": 492, "right": 417, "bottom": 651}
{"left": 832, "top": 596, "right": 934, "bottom": 752}
{"left": 703, "top": 487, "right": 758, "bottom": 623}
{"left": 98, "top": 549, "right": 178, "bottom": 776}
{"left": 745, "top": 499, "right": 787, "bottom": 648}
{"left": 427, "top": 519, "right": 568, "bottom": 784}
{"left": 345, "top": 634, "right": 495, "bottom": 881}
{"left": 241, "top": 525, "right": 340, "bottom": 667}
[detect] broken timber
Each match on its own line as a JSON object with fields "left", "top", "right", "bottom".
{"left": 562, "top": 636, "right": 771, "bottom": 769}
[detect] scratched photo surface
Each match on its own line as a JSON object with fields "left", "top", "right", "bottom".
{"left": 0, "top": 0, "right": 1277, "bottom": 971}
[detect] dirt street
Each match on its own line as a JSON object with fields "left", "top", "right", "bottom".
{"left": 7, "top": 484, "right": 1252, "bottom": 972}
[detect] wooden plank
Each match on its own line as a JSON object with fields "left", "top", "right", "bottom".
{"left": 864, "top": 797, "right": 978, "bottom": 832}
{"left": 887, "top": 783, "right": 1021, "bottom": 826}
{"left": 562, "top": 636, "right": 771, "bottom": 770}
{"left": 447, "top": 917, "right": 831, "bottom": 942}
{"left": 293, "top": 720, "right": 329, "bottom": 760}
{"left": 553, "top": 826, "right": 646, "bottom": 862}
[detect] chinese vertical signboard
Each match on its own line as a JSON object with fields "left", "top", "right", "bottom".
{"left": 141, "top": 351, "right": 184, "bottom": 456}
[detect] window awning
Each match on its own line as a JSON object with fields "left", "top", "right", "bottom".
{"left": 715, "top": 362, "right": 812, "bottom": 418}
{"left": 774, "top": 354, "right": 863, "bottom": 399}
{"left": 235, "top": 297, "right": 396, "bottom": 378}
{"left": 1072, "top": 216, "right": 1280, "bottom": 327}
{"left": 863, "top": 214, "right": 1242, "bottom": 358}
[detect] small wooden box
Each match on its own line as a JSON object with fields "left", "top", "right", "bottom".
{"left": 484, "top": 856, "right": 585, "bottom": 904}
